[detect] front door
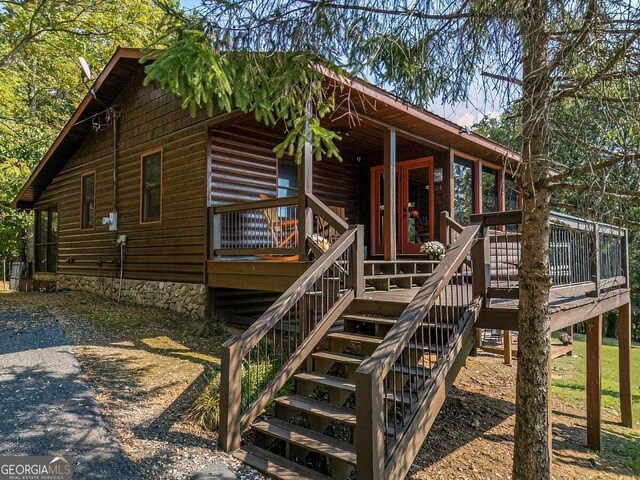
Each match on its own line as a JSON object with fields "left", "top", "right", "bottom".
{"left": 371, "top": 157, "right": 434, "bottom": 256}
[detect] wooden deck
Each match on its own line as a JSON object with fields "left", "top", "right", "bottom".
{"left": 364, "top": 284, "right": 631, "bottom": 332}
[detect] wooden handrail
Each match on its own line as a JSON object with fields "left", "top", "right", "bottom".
{"left": 356, "top": 223, "right": 482, "bottom": 379}
{"left": 470, "top": 210, "right": 522, "bottom": 226}
{"left": 355, "top": 222, "right": 483, "bottom": 478}
{"left": 219, "top": 225, "right": 362, "bottom": 452}
{"left": 471, "top": 208, "right": 627, "bottom": 238}
{"left": 446, "top": 215, "right": 464, "bottom": 234}
{"left": 212, "top": 196, "right": 297, "bottom": 214}
{"left": 306, "top": 193, "right": 349, "bottom": 234}
{"left": 223, "top": 227, "right": 358, "bottom": 356}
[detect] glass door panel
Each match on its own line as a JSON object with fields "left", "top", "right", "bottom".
{"left": 400, "top": 160, "right": 433, "bottom": 253}
{"left": 370, "top": 157, "right": 434, "bottom": 256}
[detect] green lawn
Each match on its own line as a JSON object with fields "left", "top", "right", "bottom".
{"left": 552, "top": 334, "right": 640, "bottom": 472}
{"left": 552, "top": 334, "right": 640, "bottom": 422}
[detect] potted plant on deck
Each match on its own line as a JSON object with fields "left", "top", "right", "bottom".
{"left": 420, "top": 240, "right": 445, "bottom": 260}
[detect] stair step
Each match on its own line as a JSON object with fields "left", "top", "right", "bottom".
{"left": 364, "top": 273, "right": 431, "bottom": 280}
{"left": 252, "top": 418, "right": 357, "bottom": 466}
{"left": 343, "top": 314, "right": 454, "bottom": 330}
{"left": 275, "top": 395, "right": 356, "bottom": 426}
{"left": 295, "top": 372, "right": 356, "bottom": 392}
{"left": 295, "top": 372, "right": 417, "bottom": 404}
{"left": 234, "top": 444, "right": 331, "bottom": 480}
{"left": 312, "top": 351, "right": 431, "bottom": 376}
{"left": 364, "top": 260, "right": 439, "bottom": 265}
{"left": 327, "top": 331, "right": 383, "bottom": 345}
{"left": 312, "top": 350, "right": 364, "bottom": 366}
{"left": 328, "top": 331, "right": 444, "bottom": 352}
{"left": 342, "top": 314, "right": 397, "bottom": 325}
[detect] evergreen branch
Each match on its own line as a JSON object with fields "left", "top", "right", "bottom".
{"left": 547, "top": 154, "right": 639, "bottom": 183}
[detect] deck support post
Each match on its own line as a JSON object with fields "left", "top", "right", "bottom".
{"left": 586, "top": 314, "right": 602, "bottom": 451}
{"left": 298, "top": 110, "right": 314, "bottom": 260}
{"left": 470, "top": 228, "right": 489, "bottom": 356}
{"left": 349, "top": 225, "right": 365, "bottom": 297}
{"left": 355, "top": 369, "right": 386, "bottom": 479}
{"left": 383, "top": 127, "right": 396, "bottom": 261}
{"left": 219, "top": 341, "right": 242, "bottom": 452}
{"left": 440, "top": 210, "right": 450, "bottom": 246}
{"left": 503, "top": 330, "right": 512, "bottom": 365}
{"left": 617, "top": 302, "right": 633, "bottom": 427}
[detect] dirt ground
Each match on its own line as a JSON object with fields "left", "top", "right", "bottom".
{"left": 2, "top": 291, "right": 638, "bottom": 479}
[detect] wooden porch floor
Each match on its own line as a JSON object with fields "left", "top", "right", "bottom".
{"left": 364, "top": 284, "right": 631, "bottom": 332}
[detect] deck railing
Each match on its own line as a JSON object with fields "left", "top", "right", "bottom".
{"left": 439, "top": 210, "right": 465, "bottom": 246}
{"left": 355, "top": 223, "right": 484, "bottom": 478}
{"left": 469, "top": 210, "right": 629, "bottom": 296}
{"left": 218, "top": 195, "right": 364, "bottom": 451}
{"left": 209, "top": 193, "right": 349, "bottom": 259}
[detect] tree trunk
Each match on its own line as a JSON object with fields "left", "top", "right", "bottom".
{"left": 513, "top": 0, "right": 553, "bottom": 477}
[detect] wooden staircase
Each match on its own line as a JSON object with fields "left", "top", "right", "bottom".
{"left": 211, "top": 191, "right": 495, "bottom": 480}
{"left": 232, "top": 304, "right": 457, "bottom": 479}
{"left": 219, "top": 222, "right": 485, "bottom": 479}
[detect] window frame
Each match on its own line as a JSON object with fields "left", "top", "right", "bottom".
{"left": 34, "top": 205, "right": 58, "bottom": 273}
{"left": 481, "top": 164, "right": 501, "bottom": 214}
{"left": 451, "top": 149, "right": 511, "bottom": 220}
{"left": 276, "top": 160, "right": 299, "bottom": 199}
{"left": 139, "top": 147, "right": 163, "bottom": 225}
{"left": 80, "top": 170, "right": 96, "bottom": 230}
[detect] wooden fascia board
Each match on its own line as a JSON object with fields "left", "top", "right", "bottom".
{"left": 317, "top": 65, "right": 521, "bottom": 164}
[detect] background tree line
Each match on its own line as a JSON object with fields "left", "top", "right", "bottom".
{"left": 0, "top": 0, "right": 170, "bottom": 272}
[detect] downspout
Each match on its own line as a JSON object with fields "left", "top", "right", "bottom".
{"left": 110, "top": 107, "right": 125, "bottom": 301}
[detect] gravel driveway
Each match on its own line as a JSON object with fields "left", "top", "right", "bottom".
{"left": 0, "top": 306, "right": 141, "bottom": 479}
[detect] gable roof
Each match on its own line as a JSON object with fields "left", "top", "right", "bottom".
{"left": 12, "top": 47, "right": 521, "bottom": 210}
{"left": 12, "top": 48, "right": 145, "bottom": 209}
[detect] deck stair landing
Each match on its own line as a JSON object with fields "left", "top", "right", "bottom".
{"left": 364, "top": 259, "right": 438, "bottom": 291}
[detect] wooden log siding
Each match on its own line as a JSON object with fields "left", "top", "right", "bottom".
{"left": 210, "top": 122, "right": 360, "bottom": 222}
{"left": 33, "top": 70, "right": 211, "bottom": 284}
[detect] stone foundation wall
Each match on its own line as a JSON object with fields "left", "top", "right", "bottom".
{"left": 57, "top": 274, "right": 207, "bottom": 319}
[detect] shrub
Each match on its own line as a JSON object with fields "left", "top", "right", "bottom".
{"left": 188, "top": 374, "right": 220, "bottom": 431}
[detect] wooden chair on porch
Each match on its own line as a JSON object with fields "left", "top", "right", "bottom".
{"left": 259, "top": 194, "right": 299, "bottom": 261}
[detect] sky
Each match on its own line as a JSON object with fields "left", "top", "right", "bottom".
{"left": 177, "top": 0, "right": 505, "bottom": 127}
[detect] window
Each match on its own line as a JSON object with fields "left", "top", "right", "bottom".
{"left": 453, "top": 158, "right": 475, "bottom": 225}
{"left": 35, "top": 206, "right": 58, "bottom": 273}
{"left": 277, "top": 163, "right": 298, "bottom": 198}
{"left": 277, "top": 162, "right": 298, "bottom": 218}
{"left": 505, "top": 173, "right": 520, "bottom": 211}
{"left": 81, "top": 172, "right": 95, "bottom": 229}
{"left": 481, "top": 166, "right": 500, "bottom": 213}
{"left": 141, "top": 149, "right": 162, "bottom": 223}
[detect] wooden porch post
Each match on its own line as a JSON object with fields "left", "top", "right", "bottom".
{"left": 503, "top": 330, "right": 513, "bottom": 365}
{"left": 298, "top": 114, "right": 313, "bottom": 259}
{"left": 383, "top": 128, "right": 397, "bottom": 261}
{"left": 219, "top": 341, "right": 242, "bottom": 452}
{"left": 618, "top": 302, "right": 633, "bottom": 427}
{"left": 586, "top": 314, "right": 602, "bottom": 450}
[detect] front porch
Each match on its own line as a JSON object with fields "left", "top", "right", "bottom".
{"left": 204, "top": 111, "right": 515, "bottom": 293}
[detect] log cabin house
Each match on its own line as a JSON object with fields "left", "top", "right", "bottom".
{"left": 12, "top": 47, "right": 633, "bottom": 479}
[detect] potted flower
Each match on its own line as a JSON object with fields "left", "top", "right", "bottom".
{"left": 420, "top": 240, "right": 445, "bottom": 260}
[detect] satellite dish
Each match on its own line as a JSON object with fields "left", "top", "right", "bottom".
{"left": 79, "top": 57, "right": 92, "bottom": 80}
